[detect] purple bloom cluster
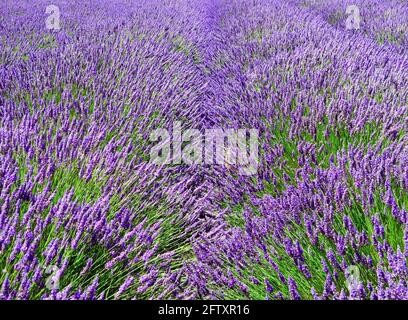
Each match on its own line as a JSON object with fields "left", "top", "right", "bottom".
{"left": 0, "top": 0, "right": 407, "bottom": 300}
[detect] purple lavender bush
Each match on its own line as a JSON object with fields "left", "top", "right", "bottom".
{"left": 0, "top": 0, "right": 407, "bottom": 300}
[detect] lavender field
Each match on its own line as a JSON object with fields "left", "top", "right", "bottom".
{"left": 0, "top": 0, "right": 407, "bottom": 300}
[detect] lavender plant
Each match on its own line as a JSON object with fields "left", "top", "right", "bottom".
{"left": 0, "top": 0, "right": 406, "bottom": 300}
